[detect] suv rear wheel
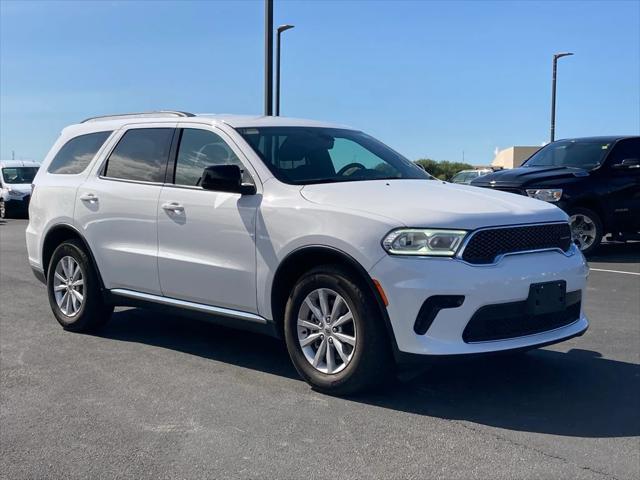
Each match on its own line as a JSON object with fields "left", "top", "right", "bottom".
{"left": 284, "top": 265, "right": 393, "bottom": 395}
{"left": 47, "top": 239, "right": 113, "bottom": 332}
{"left": 568, "top": 207, "right": 603, "bottom": 256}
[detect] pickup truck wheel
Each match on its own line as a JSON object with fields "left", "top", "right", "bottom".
{"left": 47, "top": 239, "right": 113, "bottom": 332}
{"left": 568, "top": 207, "right": 603, "bottom": 256}
{"left": 284, "top": 265, "right": 393, "bottom": 395}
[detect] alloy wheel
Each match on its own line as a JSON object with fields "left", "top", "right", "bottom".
{"left": 569, "top": 213, "right": 597, "bottom": 251}
{"left": 297, "top": 288, "right": 357, "bottom": 374}
{"left": 53, "top": 256, "right": 85, "bottom": 317}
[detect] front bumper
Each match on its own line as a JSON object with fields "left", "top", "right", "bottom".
{"left": 369, "top": 246, "right": 589, "bottom": 356}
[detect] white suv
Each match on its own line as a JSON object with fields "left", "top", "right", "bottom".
{"left": 26, "top": 111, "right": 589, "bottom": 394}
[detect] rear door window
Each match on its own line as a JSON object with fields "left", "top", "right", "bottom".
{"left": 104, "top": 128, "right": 173, "bottom": 183}
{"left": 48, "top": 131, "right": 112, "bottom": 174}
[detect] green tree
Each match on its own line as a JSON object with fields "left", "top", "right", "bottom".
{"left": 415, "top": 158, "right": 474, "bottom": 180}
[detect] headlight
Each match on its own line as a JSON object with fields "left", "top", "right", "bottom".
{"left": 526, "top": 188, "right": 562, "bottom": 202}
{"left": 382, "top": 229, "right": 467, "bottom": 256}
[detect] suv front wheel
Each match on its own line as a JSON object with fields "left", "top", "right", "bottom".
{"left": 284, "top": 265, "right": 393, "bottom": 395}
{"left": 47, "top": 239, "right": 113, "bottom": 332}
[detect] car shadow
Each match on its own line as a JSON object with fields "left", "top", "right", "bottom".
{"left": 97, "top": 308, "right": 639, "bottom": 439}
{"left": 589, "top": 241, "right": 640, "bottom": 264}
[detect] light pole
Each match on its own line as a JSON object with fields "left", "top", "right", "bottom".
{"left": 550, "top": 52, "right": 573, "bottom": 142}
{"left": 275, "top": 24, "right": 295, "bottom": 116}
{"left": 264, "top": 0, "right": 274, "bottom": 116}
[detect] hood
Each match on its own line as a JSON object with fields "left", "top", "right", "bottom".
{"left": 300, "top": 179, "right": 567, "bottom": 230}
{"left": 472, "top": 166, "right": 589, "bottom": 188}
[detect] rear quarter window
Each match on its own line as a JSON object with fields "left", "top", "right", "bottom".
{"left": 48, "top": 131, "right": 112, "bottom": 174}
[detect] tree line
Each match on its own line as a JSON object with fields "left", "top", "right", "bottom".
{"left": 414, "top": 159, "right": 475, "bottom": 180}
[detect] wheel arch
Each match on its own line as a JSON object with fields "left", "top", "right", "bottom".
{"left": 567, "top": 199, "right": 608, "bottom": 232}
{"left": 41, "top": 224, "right": 104, "bottom": 289}
{"left": 270, "top": 245, "right": 399, "bottom": 354}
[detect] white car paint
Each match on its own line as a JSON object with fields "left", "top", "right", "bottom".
{"left": 300, "top": 180, "right": 568, "bottom": 230}
{"left": 27, "top": 112, "right": 589, "bottom": 359}
{"left": 156, "top": 123, "right": 264, "bottom": 312}
{"left": 75, "top": 123, "right": 176, "bottom": 295}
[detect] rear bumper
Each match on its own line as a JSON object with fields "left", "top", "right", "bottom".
{"left": 369, "top": 245, "right": 590, "bottom": 356}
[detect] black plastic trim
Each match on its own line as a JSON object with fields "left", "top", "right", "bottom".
{"left": 165, "top": 128, "right": 182, "bottom": 184}
{"left": 414, "top": 295, "right": 465, "bottom": 335}
{"left": 31, "top": 266, "right": 46, "bottom": 284}
{"left": 463, "top": 290, "right": 582, "bottom": 343}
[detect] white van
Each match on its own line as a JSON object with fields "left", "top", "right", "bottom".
{"left": 0, "top": 160, "right": 40, "bottom": 218}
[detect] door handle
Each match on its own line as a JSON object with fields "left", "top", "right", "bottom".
{"left": 161, "top": 202, "right": 184, "bottom": 214}
{"left": 79, "top": 193, "right": 98, "bottom": 203}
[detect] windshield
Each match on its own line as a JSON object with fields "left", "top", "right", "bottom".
{"left": 236, "top": 127, "right": 431, "bottom": 185}
{"left": 524, "top": 140, "right": 612, "bottom": 170}
{"left": 1, "top": 167, "right": 38, "bottom": 184}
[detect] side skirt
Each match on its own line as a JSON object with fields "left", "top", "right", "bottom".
{"left": 105, "top": 289, "right": 280, "bottom": 338}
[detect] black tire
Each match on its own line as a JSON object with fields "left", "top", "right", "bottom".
{"left": 0, "top": 199, "right": 7, "bottom": 219}
{"left": 567, "top": 207, "right": 603, "bottom": 256}
{"left": 46, "top": 239, "right": 113, "bottom": 332}
{"left": 283, "top": 264, "right": 393, "bottom": 395}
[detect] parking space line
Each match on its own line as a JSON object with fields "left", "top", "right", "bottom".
{"left": 590, "top": 268, "right": 640, "bottom": 276}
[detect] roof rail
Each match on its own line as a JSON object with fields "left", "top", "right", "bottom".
{"left": 80, "top": 110, "right": 195, "bottom": 123}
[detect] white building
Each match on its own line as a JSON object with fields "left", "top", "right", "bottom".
{"left": 491, "top": 146, "right": 540, "bottom": 169}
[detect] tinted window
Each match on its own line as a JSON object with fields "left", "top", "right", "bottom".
{"left": 2, "top": 167, "right": 38, "bottom": 184}
{"left": 174, "top": 129, "right": 252, "bottom": 186}
{"left": 104, "top": 128, "right": 173, "bottom": 182}
{"left": 453, "top": 172, "right": 479, "bottom": 183}
{"left": 608, "top": 138, "right": 640, "bottom": 165}
{"left": 451, "top": 172, "right": 470, "bottom": 183}
{"left": 48, "top": 131, "right": 112, "bottom": 174}
{"left": 237, "top": 127, "right": 430, "bottom": 185}
{"left": 524, "top": 139, "right": 613, "bottom": 170}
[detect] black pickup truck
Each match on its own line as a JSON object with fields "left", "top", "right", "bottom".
{"left": 471, "top": 136, "right": 640, "bottom": 255}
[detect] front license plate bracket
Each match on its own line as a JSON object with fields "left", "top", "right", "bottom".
{"left": 526, "top": 280, "right": 566, "bottom": 315}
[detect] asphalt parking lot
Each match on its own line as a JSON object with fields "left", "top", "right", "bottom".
{"left": 1, "top": 218, "right": 638, "bottom": 480}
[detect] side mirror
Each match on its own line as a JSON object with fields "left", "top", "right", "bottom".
{"left": 612, "top": 158, "right": 640, "bottom": 170}
{"left": 201, "top": 165, "right": 256, "bottom": 195}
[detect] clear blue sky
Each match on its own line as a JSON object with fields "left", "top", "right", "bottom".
{"left": 1, "top": 0, "right": 638, "bottom": 164}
